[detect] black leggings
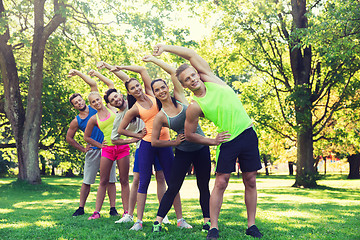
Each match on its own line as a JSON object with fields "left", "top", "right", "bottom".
{"left": 157, "top": 146, "right": 211, "bottom": 219}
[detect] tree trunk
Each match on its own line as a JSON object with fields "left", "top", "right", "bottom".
{"left": 0, "top": 0, "right": 65, "bottom": 184}
{"left": 263, "top": 155, "right": 269, "bottom": 176}
{"left": 288, "top": 161, "right": 294, "bottom": 175}
{"left": 0, "top": 0, "right": 27, "bottom": 179}
{"left": 293, "top": 125, "right": 316, "bottom": 187}
{"left": 348, "top": 154, "right": 360, "bottom": 179}
{"left": 290, "top": 0, "right": 316, "bottom": 187}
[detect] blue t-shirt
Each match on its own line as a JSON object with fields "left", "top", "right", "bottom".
{"left": 76, "top": 106, "right": 104, "bottom": 149}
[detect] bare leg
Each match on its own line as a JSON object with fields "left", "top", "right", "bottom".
{"left": 173, "top": 193, "right": 182, "bottom": 219}
{"left": 107, "top": 182, "right": 116, "bottom": 208}
{"left": 117, "top": 155, "right": 130, "bottom": 212}
{"left": 155, "top": 170, "right": 183, "bottom": 220}
{"left": 136, "top": 193, "right": 147, "bottom": 221}
{"left": 94, "top": 157, "right": 113, "bottom": 212}
{"left": 242, "top": 171, "right": 258, "bottom": 228}
{"left": 204, "top": 217, "right": 210, "bottom": 224}
{"left": 209, "top": 173, "right": 230, "bottom": 229}
{"left": 79, "top": 183, "right": 91, "bottom": 207}
{"left": 155, "top": 170, "right": 166, "bottom": 203}
{"left": 128, "top": 172, "right": 139, "bottom": 216}
{"left": 154, "top": 171, "right": 166, "bottom": 223}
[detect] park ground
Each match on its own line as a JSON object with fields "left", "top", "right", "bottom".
{"left": 0, "top": 174, "right": 359, "bottom": 240}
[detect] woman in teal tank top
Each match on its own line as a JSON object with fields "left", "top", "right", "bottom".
{"left": 144, "top": 55, "right": 211, "bottom": 232}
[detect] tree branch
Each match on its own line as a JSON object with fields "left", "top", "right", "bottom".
{"left": 313, "top": 72, "right": 355, "bottom": 136}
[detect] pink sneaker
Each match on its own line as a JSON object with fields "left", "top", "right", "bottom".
{"left": 88, "top": 211, "right": 100, "bottom": 220}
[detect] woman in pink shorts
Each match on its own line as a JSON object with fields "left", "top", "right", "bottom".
{"left": 84, "top": 91, "right": 141, "bottom": 220}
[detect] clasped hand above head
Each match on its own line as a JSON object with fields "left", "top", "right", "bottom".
{"left": 152, "top": 44, "right": 165, "bottom": 56}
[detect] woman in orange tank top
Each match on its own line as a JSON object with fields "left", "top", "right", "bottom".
{"left": 113, "top": 62, "right": 185, "bottom": 231}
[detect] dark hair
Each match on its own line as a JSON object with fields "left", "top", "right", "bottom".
{"left": 125, "top": 78, "right": 140, "bottom": 109}
{"left": 69, "top": 93, "right": 82, "bottom": 106}
{"left": 150, "top": 79, "right": 178, "bottom": 111}
{"left": 104, "top": 88, "right": 117, "bottom": 104}
{"left": 175, "top": 63, "right": 191, "bottom": 81}
{"left": 124, "top": 78, "right": 139, "bottom": 91}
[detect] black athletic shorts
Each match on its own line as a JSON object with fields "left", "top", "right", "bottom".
{"left": 216, "top": 127, "right": 262, "bottom": 173}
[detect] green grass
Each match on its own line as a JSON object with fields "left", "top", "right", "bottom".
{"left": 1, "top": 174, "right": 359, "bottom": 239}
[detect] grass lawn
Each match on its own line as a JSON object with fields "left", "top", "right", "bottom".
{"left": 0, "top": 174, "right": 359, "bottom": 240}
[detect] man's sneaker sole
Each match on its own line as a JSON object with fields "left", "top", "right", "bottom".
{"left": 246, "top": 225, "right": 263, "bottom": 238}
{"left": 206, "top": 228, "right": 219, "bottom": 240}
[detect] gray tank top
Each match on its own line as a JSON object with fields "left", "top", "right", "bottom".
{"left": 161, "top": 101, "right": 204, "bottom": 152}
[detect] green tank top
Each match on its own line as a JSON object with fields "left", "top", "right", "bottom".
{"left": 193, "top": 82, "right": 252, "bottom": 141}
{"left": 96, "top": 107, "right": 116, "bottom": 147}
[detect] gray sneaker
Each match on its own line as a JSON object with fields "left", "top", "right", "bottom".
{"left": 130, "top": 221, "right": 143, "bottom": 231}
{"left": 115, "top": 214, "right": 133, "bottom": 223}
{"left": 163, "top": 215, "right": 171, "bottom": 224}
{"left": 177, "top": 218, "right": 192, "bottom": 229}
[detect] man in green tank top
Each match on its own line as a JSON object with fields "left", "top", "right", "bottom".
{"left": 153, "top": 44, "right": 263, "bottom": 239}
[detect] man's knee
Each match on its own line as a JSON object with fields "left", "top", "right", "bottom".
{"left": 215, "top": 174, "right": 230, "bottom": 191}
{"left": 243, "top": 172, "right": 257, "bottom": 189}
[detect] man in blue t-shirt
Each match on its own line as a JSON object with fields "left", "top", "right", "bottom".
{"left": 66, "top": 69, "right": 117, "bottom": 217}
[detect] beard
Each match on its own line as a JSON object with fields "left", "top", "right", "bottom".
{"left": 116, "top": 100, "right": 125, "bottom": 109}
{"left": 79, "top": 105, "right": 87, "bottom": 111}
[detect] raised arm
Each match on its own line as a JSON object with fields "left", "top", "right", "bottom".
{"left": 151, "top": 112, "right": 185, "bottom": 147}
{"left": 68, "top": 69, "right": 98, "bottom": 92}
{"left": 117, "top": 105, "right": 145, "bottom": 139}
{"left": 153, "top": 44, "right": 226, "bottom": 86}
{"left": 111, "top": 65, "right": 153, "bottom": 96}
{"left": 143, "top": 55, "right": 187, "bottom": 104}
{"left": 88, "top": 69, "right": 114, "bottom": 89}
{"left": 97, "top": 61, "right": 130, "bottom": 84}
{"left": 66, "top": 119, "right": 91, "bottom": 153}
{"left": 184, "top": 101, "right": 231, "bottom": 146}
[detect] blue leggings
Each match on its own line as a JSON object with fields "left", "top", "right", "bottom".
{"left": 137, "top": 140, "right": 174, "bottom": 194}
{"left": 157, "top": 146, "right": 211, "bottom": 218}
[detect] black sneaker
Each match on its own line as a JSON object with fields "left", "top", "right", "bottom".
{"left": 109, "top": 207, "right": 119, "bottom": 216}
{"left": 202, "top": 221, "right": 211, "bottom": 232}
{"left": 246, "top": 225, "right": 263, "bottom": 238}
{"left": 206, "top": 228, "right": 219, "bottom": 240}
{"left": 152, "top": 221, "right": 162, "bottom": 232}
{"left": 72, "top": 207, "right": 84, "bottom": 216}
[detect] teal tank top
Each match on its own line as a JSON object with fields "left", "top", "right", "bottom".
{"left": 161, "top": 101, "right": 204, "bottom": 152}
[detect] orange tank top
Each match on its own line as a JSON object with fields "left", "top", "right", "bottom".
{"left": 135, "top": 94, "right": 170, "bottom": 142}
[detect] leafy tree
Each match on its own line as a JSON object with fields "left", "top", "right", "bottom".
{"left": 0, "top": 0, "right": 67, "bottom": 184}
{"left": 0, "top": 0, "right": 199, "bottom": 183}
{"left": 198, "top": 0, "right": 360, "bottom": 187}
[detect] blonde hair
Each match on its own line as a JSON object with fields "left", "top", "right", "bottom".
{"left": 88, "top": 91, "right": 101, "bottom": 102}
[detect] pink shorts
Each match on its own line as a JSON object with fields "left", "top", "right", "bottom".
{"left": 102, "top": 145, "right": 130, "bottom": 161}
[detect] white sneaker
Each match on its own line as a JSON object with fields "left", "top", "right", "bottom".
{"left": 115, "top": 214, "right": 133, "bottom": 223}
{"left": 129, "top": 221, "right": 143, "bottom": 231}
{"left": 177, "top": 218, "right": 192, "bottom": 229}
{"left": 162, "top": 215, "right": 171, "bottom": 224}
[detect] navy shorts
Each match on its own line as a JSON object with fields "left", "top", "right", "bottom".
{"left": 216, "top": 127, "right": 262, "bottom": 173}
